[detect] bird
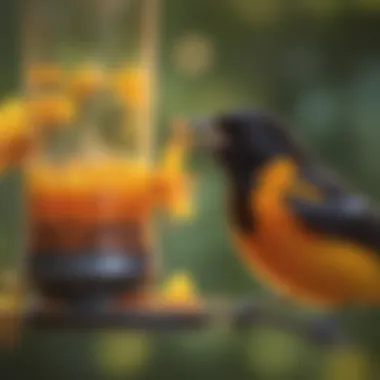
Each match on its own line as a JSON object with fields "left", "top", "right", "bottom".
{"left": 189, "top": 109, "right": 380, "bottom": 309}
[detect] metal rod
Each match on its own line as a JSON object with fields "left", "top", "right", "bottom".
{"left": 138, "top": 0, "right": 160, "bottom": 165}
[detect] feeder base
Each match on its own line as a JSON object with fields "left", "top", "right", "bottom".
{"left": 25, "top": 302, "right": 212, "bottom": 330}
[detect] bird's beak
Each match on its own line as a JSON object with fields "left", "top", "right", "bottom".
{"left": 188, "top": 116, "right": 226, "bottom": 152}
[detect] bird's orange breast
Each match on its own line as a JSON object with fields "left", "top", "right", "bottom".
{"left": 232, "top": 158, "right": 380, "bottom": 307}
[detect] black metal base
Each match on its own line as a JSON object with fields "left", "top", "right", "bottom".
{"left": 24, "top": 305, "right": 212, "bottom": 331}
{"left": 28, "top": 253, "right": 146, "bottom": 302}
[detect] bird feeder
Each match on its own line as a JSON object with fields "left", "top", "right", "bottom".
{"left": 0, "top": 0, "right": 211, "bottom": 333}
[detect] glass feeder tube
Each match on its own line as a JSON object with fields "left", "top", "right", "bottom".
{"left": 19, "top": 0, "right": 200, "bottom": 328}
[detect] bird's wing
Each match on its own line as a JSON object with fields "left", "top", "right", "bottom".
{"left": 286, "top": 165, "right": 380, "bottom": 251}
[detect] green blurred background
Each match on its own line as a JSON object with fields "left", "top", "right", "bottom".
{"left": 2, "top": 0, "right": 380, "bottom": 379}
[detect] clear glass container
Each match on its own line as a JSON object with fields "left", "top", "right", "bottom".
{"left": 18, "top": 0, "right": 193, "bottom": 318}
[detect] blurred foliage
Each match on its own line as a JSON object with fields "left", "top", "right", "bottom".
{"left": 2, "top": 0, "right": 380, "bottom": 379}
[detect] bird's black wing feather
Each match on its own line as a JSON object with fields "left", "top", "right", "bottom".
{"left": 287, "top": 165, "right": 380, "bottom": 252}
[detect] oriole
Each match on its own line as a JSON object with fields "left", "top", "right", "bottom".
{"left": 190, "top": 109, "right": 380, "bottom": 308}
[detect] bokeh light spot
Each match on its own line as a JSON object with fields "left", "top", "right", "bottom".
{"left": 294, "top": 86, "right": 340, "bottom": 137}
{"left": 95, "top": 331, "right": 152, "bottom": 377}
{"left": 172, "top": 33, "right": 216, "bottom": 77}
{"left": 228, "top": 0, "right": 284, "bottom": 25}
{"left": 323, "top": 346, "right": 371, "bottom": 380}
{"left": 247, "top": 327, "right": 304, "bottom": 377}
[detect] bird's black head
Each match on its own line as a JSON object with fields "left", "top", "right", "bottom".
{"left": 190, "top": 109, "right": 308, "bottom": 176}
